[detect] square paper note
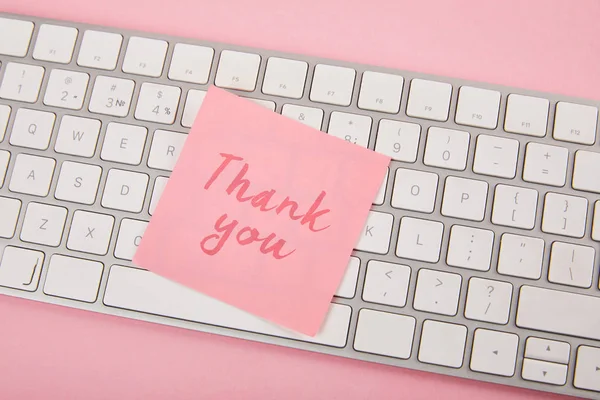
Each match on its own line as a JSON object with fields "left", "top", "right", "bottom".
{"left": 134, "top": 87, "right": 390, "bottom": 336}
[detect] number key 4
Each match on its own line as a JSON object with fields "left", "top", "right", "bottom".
{"left": 134, "top": 82, "right": 181, "bottom": 125}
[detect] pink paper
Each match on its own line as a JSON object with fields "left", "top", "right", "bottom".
{"left": 134, "top": 86, "right": 390, "bottom": 336}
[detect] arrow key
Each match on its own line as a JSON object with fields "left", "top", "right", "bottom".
{"left": 470, "top": 328, "right": 519, "bottom": 377}
{"left": 525, "top": 337, "right": 570, "bottom": 364}
{"left": 574, "top": 346, "right": 600, "bottom": 392}
{"left": 522, "top": 358, "right": 567, "bottom": 385}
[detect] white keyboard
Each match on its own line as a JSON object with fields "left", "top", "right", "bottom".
{"left": 0, "top": 13, "right": 599, "bottom": 399}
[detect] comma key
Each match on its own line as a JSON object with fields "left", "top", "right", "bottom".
{"left": 354, "top": 211, "right": 393, "bottom": 255}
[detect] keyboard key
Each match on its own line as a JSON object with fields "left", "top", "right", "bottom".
{"left": 470, "top": 329, "right": 519, "bottom": 377}
{"left": 9, "top": 108, "right": 56, "bottom": 150}
{"left": 215, "top": 50, "right": 261, "bottom": 92}
{"left": 334, "top": 256, "right": 360, "bottom": 299}
{"left": 310, "top": 64, "right": 355, "bottom": 106}
{"left": 148, "top": 130, "right": 187, "bottom": 171}
{"left": 262, "top": 57, "right": 308, "bottom": 99}
{"left": 135, "top": 83, "right": 181, "bottom": 124}
{"left": 181, "top": 89, "right": 207, "bottom": 128}
{"left": 54, "top": 115, "right": 101, "bottom": 157}
{"left": 523, "top": 142, "right": 568, "bottom": 187}
{"left": 553, "top": 101, "right": 598, "bottom": 145}
{"left": 354, "top": 309, "right": 415, "bottom": 359}
{"left": 406, "top": 79, "right": 452, "bottom": 121}
{"left": 0, "top": 104, "right": 10, "bottom": 141}
{"left": 362, "top": 260, "right": 411, "bottom": 307}
{"left": 101, "top": 169, "right": 149, "bottom": 213}
{"left": 373, "top": 168, "right": 388, "bottom": 205}
{"left": 122, "top": 37, "right": 168, "bottom": 77}
{"left": 521, "top": 359, "right": 567, "bottom": 386}
{"left": 168, "top": 43, "right": 214, "bottom": 84}
{"left": 67, "top": 210, "right": 115, "bottom": 255}
{"left": 525, "top": 337, "right": 570, "bottom": 364}
{"left": 424, "top": 127, "right": 470, "bottom": 171}
{"left": 9, "top": 154, "right": 56, "bottom": 197}
{"left": 33, "top": 24, "right": 78, "bottom": 63}
{"left": 327, "top": 112, "right": 372, "bottom": 147}
{"left": 43, "top": 69, "right": 89, "bottom": 110}
{"left": 0, "top": 150, "right": 9, "bottom": 187}
{"left": 77, "top": 30, "right": 123, "bottom": 70}
{"left": 414, "top": 269, "right": 462, "bottom": 316}
{"left": 44, "top": 254, "right": 103, "bottom": 302}
{"left": 391, "top": 168, "right": 438, "bottom": 213}
{"left": 105, "top": 265, "right": 351, "bottom": 347}
{"left": 89, "top": 76, "right": 135, "bottom": 117}
{"left": 504, "top": 94, "right": 549, "bottom": 137}
{"left": 491, "top": 185, "right": 538, "bottom": 230}
{"left": 548, "top": 241, "right": 595, "bottom": 288}
{"left": 418, "top": 320, "right": 467, "bottom": 368}
{"left": 246, "top": 98, "right": 276, "bottom": 111}
{"left": 396, "top": 217, "right": 443, "bottom": 262}
{"left": 358, "top": 71, "right": 404, "bottom": 114}
{"left": 441, "top": 176, "right": 488, "bottom": 221}
{"left": 0, "top": 17, "right": 33, "bottom": 56}
{"left": 446, "top": 225, "right": 494, "bottom": 271}
{"left": 0, "top": 246, "right": 44, "bottom": 291}
{"left": 149, "top": 176, "right": 168, "bottom": 215}
{"left": 497, "top": 234, "right": 544, "bottom": 279}
{"left": 54, "top": 161, "right": 102, "bottom": 205}
{"left": 281, "top": 104, "right": 323, "bottom": 130}
{"left": 114, "top": 218, "right": 148, "bottom": 261}
{"left": 455, "top": 86, "right": 500, "bottom": 129}
{"left": 574, "top": 346, "right": 600, "bottom": 392}
{"left": 473, "top": 134, "right": 519, "bottom": 179}
{"left": 517, "top": 285, "right": 600, "bottom": 341}
{"left": 101, "top": 123, "right": 148, "bottom": 165}
{"left": 20, "top": 202, "right": 67, "bottom": 247}
{"left": 593, "top": 201, "right": 600, "bottom": 241}
{"left": 0, "top": 197, "right": 21, "bottom": 238}
{"left": 374, "top": 119, "right": 421, "bottom": 162}
{"left": 572, "top": 150, "right": 600, "bottom": 193}
{"left": 354, "top": 211, "right": 393, "bottom": 255}
{"left": 465, "top": 278, "right": 512, "bottom": 324}
{"left": 542, "top": 192, "right": 587, "bottom": 238}
{"left": 0, "top": 62, "right": 45, "bottom": 103}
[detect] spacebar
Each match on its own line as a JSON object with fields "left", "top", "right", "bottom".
{"left": 516, "top": 285, "right": 600, "bottom": 341}
{"left": 103, "top": 265, "right": 351, "bottom": 347}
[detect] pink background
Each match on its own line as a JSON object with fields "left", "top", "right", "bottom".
{"left": 1, "top": 0, "right": 598, "bottom": 399}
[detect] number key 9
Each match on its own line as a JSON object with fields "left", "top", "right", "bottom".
{"left": 375, "top": 119, "right": 421, "bottom": 162}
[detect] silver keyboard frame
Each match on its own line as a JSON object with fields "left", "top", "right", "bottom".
{"left": 0, "top": 12, "right": 599, "bottom": 400}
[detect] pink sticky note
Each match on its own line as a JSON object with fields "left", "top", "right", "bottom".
{"left": 134, "top": 86, "right": 390, "bottom": 336}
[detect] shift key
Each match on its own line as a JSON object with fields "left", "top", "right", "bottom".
{"left": 516, "top": 286, "right": 600, "bottom": 341}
